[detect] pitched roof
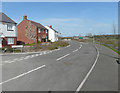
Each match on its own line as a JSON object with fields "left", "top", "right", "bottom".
{"left": 49, "top": 26, "right": 59, "bottom": 33}
{"left": 45, "top": 25, "right": 59, "bottom": 33}
{"left": 30, "top": 20, "right": 47, "bottom": 30}
{"left": 0, "top": 12, "right": 17, "bottom": 24}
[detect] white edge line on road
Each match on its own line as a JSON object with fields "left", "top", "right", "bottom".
{"left": 0, "top": 65, "right": 46, "bottom": 85}
{"left": 56, "top": 54, "right": 70, "bottom": 61}
{"left": 73, "top": 44, "right": 82, "bottom": 53}
{"left": 75, "top": 45, "right": 99, "bottom": 93}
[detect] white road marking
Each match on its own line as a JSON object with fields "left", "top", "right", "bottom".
{"left": 73, "top": 49, "right": 79, "bottom": 53}
{"left": 39, "top": 53, "right": 42, "bottom": 55}
{"left": 35, "top": 54, "right": 39, "bottom": 56}
{"left": 67, "top": 45, "right": 70, "bottom": 48}
{"left": 4, "top": 60, "right": 11, "bottom": 63}
{"left": 79, "top": 45, "right": 82, "bottom": 49}
{"left": 7, "top": 61, "right": 15, "bottom": 63}
{"left": 0, "top": 65, "right": 46, "bottom": 85}
{"left": 31, "top": 55, "right": 35, "bottom": 57}
{"left": 13, "top": 58, "right": 18, "bottom": 61}
{"left": 24, "top": 57, "right": 29, "bottom": 59}
{"left": 18, "top": 59, "right": 23, "bottom": 61}
{"left": 1, "top": 48, "right": 60, "bottom": 65}
{"left": 75, "top": 45, "right": 99, "bottom": 92}
{"left": 43, "top": 52, "right": 46, "bottom": 54}
{"left": 56, "top": 54, "right": 70, "bottom": 61}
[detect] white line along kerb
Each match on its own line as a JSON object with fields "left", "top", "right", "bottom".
{"left": 75, "top": 45, "right": 99, "bottom": 93}
{"left": 0, "top": 65, "right": 46, "bottom": 85}
{"left": 56, "top": 54, "right": 70, "bottom": 61}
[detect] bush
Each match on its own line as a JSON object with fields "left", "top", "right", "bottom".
{"left": 48, "top": 46, "right": 58, "bottom": 50}
{"left": 37, "top": 41, "right": 41, "bottom": 43}
{"left": 48, "top": 40, "right": 51, "bottom": 42}
{"left": 24, "top": 43, "right": 31, "bottom": 46}
{"left": 14, "top": 49, "right": 21, "bottom": 52}
{"left": 24, "top": 43, "right": 35, "bottom": 46}
{"left": 6, "top": 47, "right": 13, "bottom": 52}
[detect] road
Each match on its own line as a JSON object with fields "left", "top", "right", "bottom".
{"left": 0, "top": 40, "right": 118, "bottom": 92}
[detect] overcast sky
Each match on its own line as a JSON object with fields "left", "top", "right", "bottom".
{"left": 2, "top": 2, "right": 118, "bottom": 36}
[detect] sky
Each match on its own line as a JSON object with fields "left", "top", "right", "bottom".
{"left": 2, "top": 2, "right": 118, "bottom": 37}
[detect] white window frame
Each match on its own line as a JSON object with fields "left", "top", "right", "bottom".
{"left": 7, "top": 38, "right": 14, "bottom": 44}
{"left": 38, "top": 28, "right": 41, "bottom": 33}
{"left": 46, "top": 30, "right": 48, "bottom": 33}
{"left": 7, "top": 24, "right": 13, "bottom": 31}
{"left": 38, "top": 37, "right": 41, "bottom": 41}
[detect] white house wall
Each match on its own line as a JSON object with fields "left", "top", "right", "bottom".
{"left": 45, "top": 26, "right": 56, "bottom": 42}
{"left": 0, "top": 22, "right": 17, "bottom": 37}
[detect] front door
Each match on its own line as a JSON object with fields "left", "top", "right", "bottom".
{"left": 42, "top": 39, "right": 46, "bottom": 42}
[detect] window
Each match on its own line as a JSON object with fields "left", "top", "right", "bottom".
{"left": 7, "top": 24, "right": 13, "bottom": 31}
{"left": 7, "top": 38, "right": 14, "bottom": 44}
{"left": 46, "top": 30, "right": 48, "bottom": 33}
{"left": 38, "top": 28, "right": 41, "bottom": 33}
{"left": 38, "top": 37, "right": 41, "bottom": 41}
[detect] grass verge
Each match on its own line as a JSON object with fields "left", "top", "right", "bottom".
{"left": 100, "top": 44, "right": 120, "bottom": 55}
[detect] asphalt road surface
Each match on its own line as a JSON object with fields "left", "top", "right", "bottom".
{"left": 0, "top": 40, "right": 118, "bottom": 92}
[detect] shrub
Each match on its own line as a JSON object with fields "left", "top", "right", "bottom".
{"left": 48, "top": 40, "right": 51, "bottom": 42}
{"left": 24, "top": 43, "right": 31, "bottom": 46}
{"left": 14, "top": 49, "right": 21, "bottom": 52}
{"left": 6, "top": 47, "right": 13, "bottom": 52}
{"left": 37, "top": 41, "right": 41, "bottom": 43}
{"left": 48, "top": 46, "right": 58, "bottom": 50}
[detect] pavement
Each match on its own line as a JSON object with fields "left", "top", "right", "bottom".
{"left": 0, "top": 40, "right": 118, "bottom": 92}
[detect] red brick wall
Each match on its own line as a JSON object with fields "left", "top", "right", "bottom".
{"left": 17, "top": 20, "right": 37, "bottom": 44}
{"left": 37, "top": 29, "right": 48, "bottom": 42}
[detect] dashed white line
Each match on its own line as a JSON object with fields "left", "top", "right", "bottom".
{"left": 75, "top": 45, "right": 99, "bottom": 92}
{"left": 56, "top": 54, "right": 70, "bottom": 61}
{"left": 7, "top": 61, "right": 15, "bottom": 63}
{"left": 79, "top": 45, "right": 82, "bottom": 49}
{"left": 18, "top": 59, "right": 24, "bottom": 61}
{"left": 35, "top": 54, "right": 39, "bottom": 56}
{"left": 0, "top": 65, "right": 46, "bottom": 85}
{"left": 4, "top": 60, "right": 10, "bottom": 63}
{"left": 73, "top": 49, "right": 79, "bottom": 53}
{"left": 67, "top": 45, "right": 71, "bottom": 48}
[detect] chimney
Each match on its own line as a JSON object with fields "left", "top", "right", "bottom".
{"left": 50, "top": 25, "right": 52, "bottom": 28}
{"left": 23, "top": 15, "right": 27, "bottom": 20}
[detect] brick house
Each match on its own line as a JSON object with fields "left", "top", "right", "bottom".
{"left": 0, "top": 12, "right": 17, "bottom": 48}
{"left": 17, "top": 15, "right": 48, "bottom": 44}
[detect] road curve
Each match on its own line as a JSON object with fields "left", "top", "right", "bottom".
{"left": 0, "top": 40, "right": 118, "bottom": 91}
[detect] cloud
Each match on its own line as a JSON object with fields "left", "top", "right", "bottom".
{"left": 38, "top": 18, "right": 116, "bottom": 36}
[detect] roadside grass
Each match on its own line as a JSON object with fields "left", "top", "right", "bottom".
{"left": 74, "top": 36, "right": 119, "bottom": 55}
{"left": 2, "top": 40, "right": 69, "bottom": 53}
{"left": 102, "top": 44, "right": 120, "bottom": 55}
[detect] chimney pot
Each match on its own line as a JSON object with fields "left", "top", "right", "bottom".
{"left": 23, "top": 15, "right": 27, "bottom": 20}
{"left": 50, "top": 25, "right": 52, "bottom": 28}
